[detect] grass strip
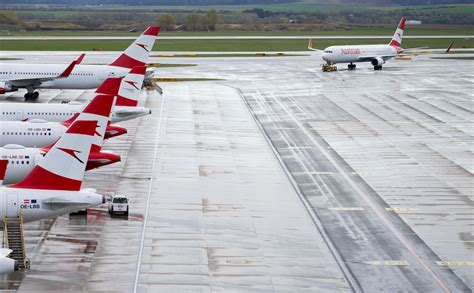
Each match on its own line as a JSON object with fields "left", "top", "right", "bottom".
{"left": 1, "top": 38, "right": 470, "bottom": 52}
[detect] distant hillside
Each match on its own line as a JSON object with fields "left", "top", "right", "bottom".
{"left": 3, "top": 0, "right": 472, "bottom": 5}
{"left": 3, "top": 0, "right": 298, "bottom": 4}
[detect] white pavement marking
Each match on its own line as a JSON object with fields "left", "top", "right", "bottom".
{"left": 132, "top": 93, "right": 166, "bottom": 293}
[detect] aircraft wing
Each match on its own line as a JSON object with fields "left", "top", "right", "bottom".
{"left": 402, "top": 41, "right": 454, "bottom": 55}
{"left": 5, "top": 54, "right": 83, "bottom": 87}
{"left": 357, "top": 41, "right": 454, "bottom": 61}
{"left": 357, "top": 55, "right": 397, "bottom": 62}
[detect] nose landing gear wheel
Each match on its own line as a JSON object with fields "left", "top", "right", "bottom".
{"left": 348, "top": 63, "right": 356, "bottom": 70}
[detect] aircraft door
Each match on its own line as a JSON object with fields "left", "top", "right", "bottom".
{"left": 5, "top": 192, "right": 19, "bottom": 218}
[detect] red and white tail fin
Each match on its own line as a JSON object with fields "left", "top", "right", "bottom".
{"left": 76, "top": 53, "right": 86, "bottom": 64}
{"left": 95, "top": 77, "right": 123, "bottom": 97}
{"left": 11, "top": 120, "right": 98, "bottom": 191}
{"left": 389, "top": 17, "right": 405, "bottom": 47}
{"left": 77, "top": 94, "right": 115, "bottom": 153}
{"left": 0, "top": 160, "right": 8, "bottom": 185}
{"left": 59, "top": 95, "right": 115, "bottom": 153}
{"left": 116, "top": 66, "right": 146, "bottom": 107}
{"left": 307, "top": 38, "right": 323, "bottom": 52}
{"left": 104, "top": 122, "right": 127, "bottom": 139}
{"left": 109, "top": 26, "right": 160, "bottom": 69}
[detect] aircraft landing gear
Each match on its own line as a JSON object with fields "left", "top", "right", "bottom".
{"left": 24, "top": 91, "right": 39, "bottom": 101}
{"left": 374, "top": 65, "right": 383, "bottom": 71}
{"left": 348, "top": 63, "right": 356, "bottom": 70}
{"left": 322, "top": 63, "right": 337, "bottom": 72}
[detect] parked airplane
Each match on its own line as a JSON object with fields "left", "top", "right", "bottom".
{"left": 0, "top": 119, "right": 105, "bottom": 223}
{"left": 307, "top": 17, "right": 452, "bottom": 71}
{"left": 0, "top": 67, "right": 149, "bottom": 124}
{"left": 0, "top": 94, "right": 119, "bottom": 184}
{"left": 0, "top": 73, "right": 134, "bottom": 148}
{"left": 0, "top": 26, "right": 159, "bottom": 100}
{"left": 0, "top": 144, "right": 120, "bottom": 184}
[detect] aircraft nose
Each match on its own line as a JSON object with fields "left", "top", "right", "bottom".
{"left": 321, "top": 53, "right": 329, "bottom": 62}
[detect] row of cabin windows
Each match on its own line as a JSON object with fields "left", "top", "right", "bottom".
{"left": 2, "top": 132, "right": 52, "bottom": 136}
{"left": 26, "top": 112, "right": 73, "bottom": 116}
{"left": 9, "top": 160, "right": 30, "bottom": 165}
{"left": 0, "top": 72, "right": 92, "bottom": 76}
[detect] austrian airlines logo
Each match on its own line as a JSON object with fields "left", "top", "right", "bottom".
{"left": 94, "top": 124, "right": 102, "bottom": 137}
{"left": 125, "top": 80, "right": 139, "bottom": 90}
{"left": 136, "top": 43, "right": 149, "bottom": 52}
{"left": 57, "top": 148, "right": 84, "bottom": 164}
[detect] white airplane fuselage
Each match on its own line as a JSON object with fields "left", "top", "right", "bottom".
{"left": 0, "top": 187, "right": 104, "bottom": 222}
{"left": 0, "top": 145, "right": 41, "bottom": 184}
{"left": 0, "top": 64, "right": 130, "bottom": 91}
{"left": 0, "top": 102, "right": 150, "bottom": 124}
{"left": 0, "top": 120, "right": 64, "bottom": 148}
{"left": 322, "top": 44, "right": 400, "bottom": 64}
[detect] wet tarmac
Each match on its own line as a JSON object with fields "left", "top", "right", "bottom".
{"left": 0, "top": 51, "right": 473, "bottom": 292}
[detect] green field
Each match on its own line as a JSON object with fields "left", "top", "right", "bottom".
{"left": 0, "top": 38, "right": 469, "bottom": 52}
{"left": 11, "top": 3, "right": 474, "bottom": 14}
{"left": 431, "top": 56, "right": 474, "bottom": 60}
{"left": 1, "top": 26, "right": 472, "bottom": 37}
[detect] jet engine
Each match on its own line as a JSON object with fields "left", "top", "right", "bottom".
{"left": 0, "top": 249, "right": 19, "bottom": 275}
{"left": 371, "top": 58, "right": 385, "bottom": 66}
{"left": 0, "top": 82, "right": 17, "bottom": 94}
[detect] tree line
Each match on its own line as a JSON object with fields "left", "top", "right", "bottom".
{"left": 158, "top": 10, "right": 218, "bottom": 31}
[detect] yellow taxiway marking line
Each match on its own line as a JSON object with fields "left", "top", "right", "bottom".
{"left": 436, "top": 261, "right": 474, "bottom": 267}
{"left": 329, "top": 207, "right": 365, "bottom": 211}
{"left": 365, "top": 260, "right": 409, "bottom": 266}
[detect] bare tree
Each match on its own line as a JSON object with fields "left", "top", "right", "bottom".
{"left": 206, "top": 9, "right": 218, "bottom": 31}
{"left": 186, "top": 13, "right": 200, "bottom": 31}
{"left": 157, "top": 14, "right": 176, "bottom": 31}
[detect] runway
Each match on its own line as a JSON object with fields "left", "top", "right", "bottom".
{"left": 0, "top": 51, "right": 472, "bottom": 292}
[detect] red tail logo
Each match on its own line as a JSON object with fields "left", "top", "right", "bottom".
{"left": 57, "top": 148, "right": 84, "bottom": 164}
{"left": 125, "top": 80, "right": 139, "bottom": 90}
{"left": 136, "top": 43, "right": 149, "bottom": 52}
{"left": 94, "top": 124, "right": 102, "bottom": 137}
